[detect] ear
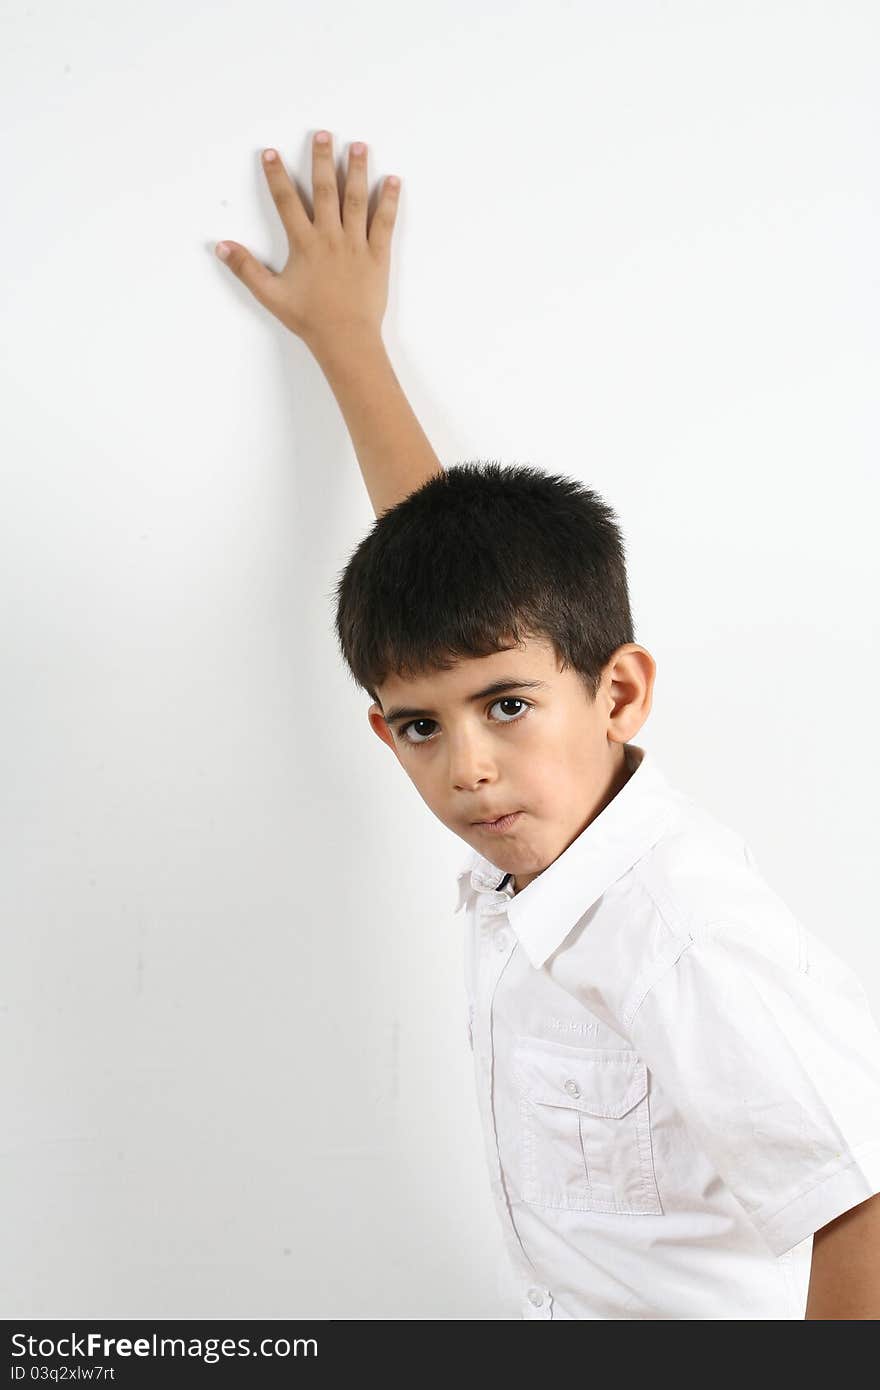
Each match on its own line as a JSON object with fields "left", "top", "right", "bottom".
{"left": 368, "top": 701, "right": 399, "bottom": 756}
{"left": 605, "top": 644, "right": 656, "bottom": 743}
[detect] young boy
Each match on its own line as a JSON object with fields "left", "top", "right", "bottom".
{"left": 216, "top": 131, "right": 880, "bottom": 1319}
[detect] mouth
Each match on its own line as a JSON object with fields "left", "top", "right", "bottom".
{"left": 472, "top": 811, "right": 523, "bottom": 833}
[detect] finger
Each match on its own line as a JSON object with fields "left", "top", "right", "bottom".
{"left": 311, "top": 129, "right": 342, "bottom": 233}
{"left": 215, "top": 241, "right": 281, "bottom": 311}
{"left": 261, "top": 147, "right": 312, "bottom": 249}
{"left": 367, "top": 175, "right": 401, "bottom": 259}
{"left": 342, "top": 140, "right": 368, "bottom": 241}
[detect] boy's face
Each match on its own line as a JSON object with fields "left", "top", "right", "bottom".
{"left": 368, "top": 634, "right": 655, "bottom": 894}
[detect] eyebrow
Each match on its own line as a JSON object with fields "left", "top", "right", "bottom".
{"left": 382, "top": 678, "right": 552, "bottom": 727}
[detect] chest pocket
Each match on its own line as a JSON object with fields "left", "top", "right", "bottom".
{"left": 512, "top": 1036, "right": 663, "bottom": 1216}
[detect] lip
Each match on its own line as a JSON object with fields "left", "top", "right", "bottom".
{"left": 473, "top": 811, "right": 523, "bottom": 833}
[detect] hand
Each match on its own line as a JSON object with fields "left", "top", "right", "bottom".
{"left": 215, "top": 131, "right": 400, "bottom": 349}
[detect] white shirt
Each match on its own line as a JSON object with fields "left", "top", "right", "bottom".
{"left": 454, "top": 741, "right": 880, "bottom": 1319}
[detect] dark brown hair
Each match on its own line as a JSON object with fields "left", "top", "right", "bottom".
{"left": 332, "top": 461, "right": 635, "bottom": 707}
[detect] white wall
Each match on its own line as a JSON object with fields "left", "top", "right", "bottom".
{"left": 1, "top": 0, "right": 877, "bottom": 1319}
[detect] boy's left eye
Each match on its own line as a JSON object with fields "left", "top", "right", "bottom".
{"left": 397, "top": 697, "right": 532, "bottom": 746}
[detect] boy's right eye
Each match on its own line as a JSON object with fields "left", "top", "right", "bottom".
{"left": 398, "top": 718, "right": 436, "bottom": 745}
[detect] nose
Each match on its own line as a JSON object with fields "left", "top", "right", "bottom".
{"left": 448, "top": 732, "right": 499, "bottom": 793}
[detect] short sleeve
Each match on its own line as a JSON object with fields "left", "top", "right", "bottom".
{"left": 628, "top": 921, "right": 880, "bottom": 1257}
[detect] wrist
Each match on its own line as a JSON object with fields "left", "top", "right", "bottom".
{"left": 305, "top": 322, "right": 386, "bottom": 365}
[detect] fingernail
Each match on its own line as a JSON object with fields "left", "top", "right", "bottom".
{"left": 216, "top": 242, "right": 230, "bottom": 260}
{"left": 315, "top": 130, "right": 330, "bottom": 144}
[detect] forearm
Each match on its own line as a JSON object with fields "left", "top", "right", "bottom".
{"left": 804, "top": 1193, "right": 880, "bottom": 1318}
{"left": 308, "top": 328, "right": 444, "bottom": 518}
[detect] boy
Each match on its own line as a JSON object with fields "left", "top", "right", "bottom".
{"left": 215, "top": 131, "right": 880, "bottom": 1319}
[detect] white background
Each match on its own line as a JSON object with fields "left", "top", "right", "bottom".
{"left": 1, "top": 0, "right": 877, "bottom": 1319}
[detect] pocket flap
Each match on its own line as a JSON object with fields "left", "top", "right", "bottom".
{"left": 513, "top": 1036, "right": 648, "bottom": 1118}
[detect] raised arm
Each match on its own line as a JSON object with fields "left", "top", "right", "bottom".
{"left": 306, "top": 325, "right": 443, "bottom": 519}
{"left": 216, "top": 130, "right": 444, "bottom": 517}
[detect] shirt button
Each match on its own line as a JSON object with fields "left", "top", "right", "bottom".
{"left": 527, "top": 1287, "right": 545, "bottom": 1307}
{"left": 564, "top": 1078, "right": 580, "bottom": 1098}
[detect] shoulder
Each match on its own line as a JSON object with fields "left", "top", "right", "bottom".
{"left": 625, "top": 799, "right": 872, "bottom": 1033}
{"left": 639, "top": 796, "right": 797, "bottom": 942}
{"left": 623, "top": 797, "right": 804, "bottom": 999}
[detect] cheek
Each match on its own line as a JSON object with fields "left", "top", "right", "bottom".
{"left": 521, "top": 761, "right": 582, "bottom": 822}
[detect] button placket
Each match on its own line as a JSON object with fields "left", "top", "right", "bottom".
{"left": 523, "top": 1286, "right": 553, "bottom": 1319}
{"left": 474, "top": 901, "right": 511, "bottom": 1059}
{"left": 468, "top": 887, "right": 542, "bottom": 1302}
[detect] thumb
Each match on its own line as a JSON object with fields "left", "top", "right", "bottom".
{"left": 215, "top": 241, "right": 279, "bottom": 310}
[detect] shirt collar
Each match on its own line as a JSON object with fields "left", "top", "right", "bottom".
{"left": 453, "top": 742, "right": 677, "bottom": 969}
